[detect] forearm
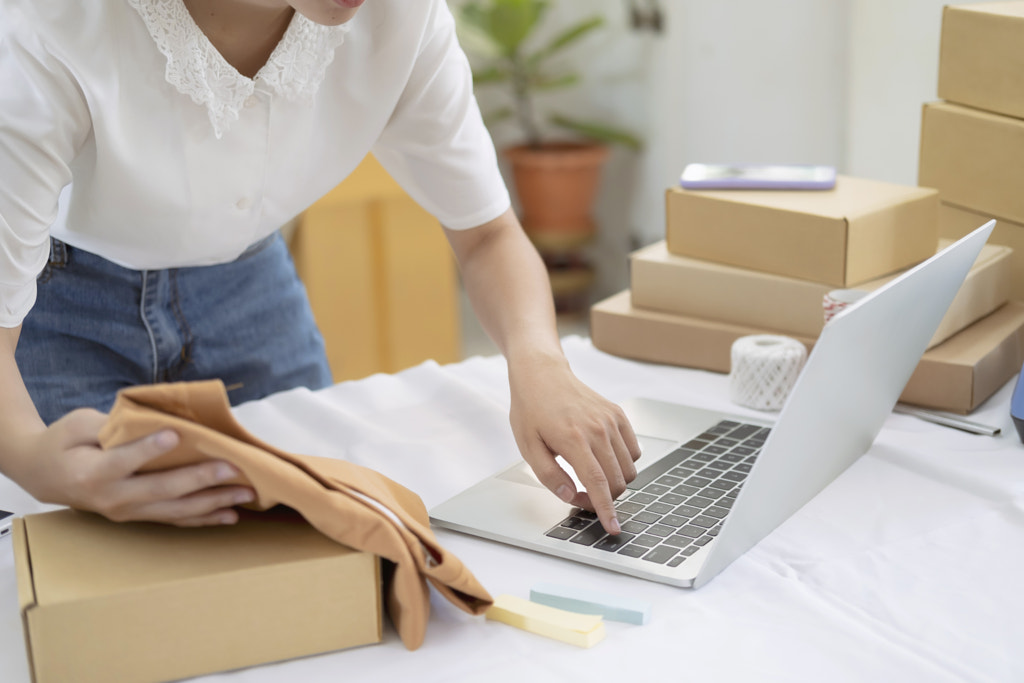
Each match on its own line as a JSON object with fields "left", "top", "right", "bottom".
{"left": 0, "top": 326, "right": 47, "bottom": 478}
{"left": 445, "top": 208, "right": 566, "bottom": 368}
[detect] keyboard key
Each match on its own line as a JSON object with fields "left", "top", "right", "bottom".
{"left": 685, "top": 476, "right": 713, "bottom": 488}
{"left": 697, "top": 468, "right": 722, "bottom": 478}
{"left": 706, "top": 461, "right": 731, "bottom": 471}
{"left": 686, "top": 496, "right": 716, "bottom": 508}
{"left": 646, "top": 502, "right": 674, "bottom": 515}
{"left": 707, "top": 525, "right": 723, "bottom": 537}
{"left": 680, "top": 546, "right": 699, "bottom": 556}
{"left": 728, "top": 424, "right": 759, "bottom": 439}
{"left": 708, "top": 479, "right": 736, "bottom": 491}
{"left": 682, "top": 438, "right": 712, "bottom": 450}
{"left": 744, "top": 455, "right": 758, "bottom": 464}
{"left": 703, "top": 445, "right": 728, "bottom": 455}
{"left": 631, "top": 511, "right": 662, "bottom": 525}
{"left": 659, "top": 493, "right": 687, "bottom": 506}
{"left": 693, "top": 536, "right": 712, "bottom": 546}
{"left": 721, "top": 471, "right": 748, "bottom": 482}
{"left": 718, "top": 498, "right": 734, "bottom": 509}
{"left": 667, "top": 556, "right": 686, "bottom": 567}
{"left": 676, "top": 525, "right": 705, "bottom": 538}
{"left": 618, "top": 544, "right": 648, "bottom": 558}
{"left": 690, "top": 515, "right": 717, "bottom": 528}
{"left": 659, "top": 514, "right": 687, "bottom": 527}
{"left": 616, "top": 501, "right": 645, "bottom": 515}
{"left": 732, "top": 446, "right": 756, "bottom": 456}
{"left": 716, "top": 437, "right": 739, "bottom": 448}
{"left": 644, "top": 483, "right": 671, "bottom": 496}
{"left": 673, "top": 504, "right": 701, "bottom": 517}
{"left": 690, "top": 452, "right": 715, "bottom": 463}
{"left": 595, "top": 533, "right": 637, "bottom": 552}
{"left": 559, "top": 516, "right": 592, "bottom": 530}
{"left": 642, "top": 546, "right": 679, "bottom": 564}
{"left": 629, "top": 492, "right": 658, "bottom": 506}
{"left": 656, "top": 474, "right": 683, "bottom": 487}
{"left": 545, "top": 527, "right": 577, "bottom": 540}
{"left": 569, "top": 524, "right": 606, "bottom": 546}
{"left": 661, "top": 535, "right": 690, "bottom": 548}
{"left": 671, "top": 484, "right": 700, "bottom": 497}
{"left": 575, "top": 509, "right": 598, "bottom": 520}
{"left": 668, "top": 467, "right": 698, "bottom": 478}
{"left": 720, "top": 453, "right": 743, "bottom": 463}
{"left": 646, "top": 524, "right": 674, "bottom": 538}
{"left": 704, "top": 506, "right": 729, "bottom": 519}
{"left": 633, "top": 534, "right": 661, "bottom": 548}
{"left": 621, "top": 520, "right": 649, "bottom": 535}
{"left": 733, "top": 463, "right": 752, "bottom": 473}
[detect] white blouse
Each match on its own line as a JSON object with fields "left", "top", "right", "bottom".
{"left": 0, "top": 0, "right": 510, "bottom": 327}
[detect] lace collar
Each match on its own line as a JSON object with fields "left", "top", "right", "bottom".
{"left": 127, "top": 0, "right": 351, "bottom": 138}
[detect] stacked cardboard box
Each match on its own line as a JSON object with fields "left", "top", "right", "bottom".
{"left": 923, "top": 2, "right": 1024, "bottom": 300}
{"left": 591, "top": 171, "right": 1024, "bottom": 414}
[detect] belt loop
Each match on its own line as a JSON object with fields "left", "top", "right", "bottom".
{"left": 49, "top": 237, "right": 69, "bottom": 268}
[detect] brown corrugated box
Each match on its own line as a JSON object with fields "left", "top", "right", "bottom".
{"left": 664, "top": 176, "right": 938, "bottom": 287}
{"left": 937, "top": 201, "right": 1024, "bottom": 300}
{"left": 919, "top": 101, "right": 1024, "bottom": 225}
{"left": 14, "top": 508, "right": 381, "bottom": 683}
{"left": 630, "top": 239, "right": 1011, "bottom": 347}
{"left": 938, "top": 2, "right": 1024, "bottom": 120}
{"left": 591, "top": 290, "right": 1024, "bottom": 414}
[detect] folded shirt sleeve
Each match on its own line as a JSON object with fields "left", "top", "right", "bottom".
{"left": 370, "top": 0, "right": 511, "bottom": 232}
{"left": 0, "top": 5, "right": 90, "bottom": 327}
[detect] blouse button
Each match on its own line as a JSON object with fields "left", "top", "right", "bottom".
{"left": 236, "top": 197, "right": 251, "bottom": 210}
{"left": 244, "top": 95, "right": 258, "bottom": 108}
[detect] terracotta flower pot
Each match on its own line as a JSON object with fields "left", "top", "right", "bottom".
{"left": 504, "top": 142, "right": 609, "bottom": 253}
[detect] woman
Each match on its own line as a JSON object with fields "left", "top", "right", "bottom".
{"left": 0, "top": 0, "right": 639, "bottom": 535}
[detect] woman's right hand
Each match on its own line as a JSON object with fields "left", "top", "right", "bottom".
{"left": 17, "top": 408, "right": 255, "bottom": 526}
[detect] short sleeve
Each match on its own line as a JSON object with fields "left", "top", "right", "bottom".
{"left": 0, "top": 4, "right": 90, "bottom": 327}
{"left": 370, "top": 0, "right": 510, "bottom": 231}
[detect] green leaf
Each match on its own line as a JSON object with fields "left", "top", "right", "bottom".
{"left": 472, "top": 65, "right": 511, "bottom": 85}
{"left": 527, "top": 16, "right": 604, "bottom": 65}
{"left": 488, "top": 0, "right": 548, "bottom": 56}
{"left": 483, "top": 107, "right": 515, "bottom": 127}
{"left": 549, "top": 114, "right": 643, "bottom": 151}
{"left": 530, "top": 73, "right": 579, "bottom": 91}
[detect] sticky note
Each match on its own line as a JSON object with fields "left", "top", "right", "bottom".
{"left": 485, "top": 594, "right": 605, "bottom": 648}
{"left": 530, "top": 582, "right": 652, "bottom": 625}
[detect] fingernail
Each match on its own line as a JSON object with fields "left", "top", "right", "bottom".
{"left": 218, "top": 511, "right": 238, "bottom": 525}
{"left": 234, "top": 489, "right": 255, "bottom": 505}
{"left": 606, "top": 517, "right": 621, "bottom": 534}
{"left": 215, "top": 462, "right": 237, "bottom": 481}
{"left": 152, "top": 430, "right": 178, "bottom": 449}
{"left": 555, "top": 485, "right": 574, "bottom": 503}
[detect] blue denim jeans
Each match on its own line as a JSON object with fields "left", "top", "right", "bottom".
{"left": 16, "top": 233, "right": 333, "bottom": 425}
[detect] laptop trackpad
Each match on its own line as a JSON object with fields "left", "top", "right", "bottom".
{"left": 495, "top": 434, "right": 678, "bottom": 491}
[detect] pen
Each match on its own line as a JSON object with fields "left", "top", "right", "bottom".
{"left": 893, "top": 403, "right": 1001, "bottom": 436}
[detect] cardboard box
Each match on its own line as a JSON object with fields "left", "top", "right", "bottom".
{"left": 665, "top": 176, "right": 938, "bottom": 287}
{"left": 938, "top": 3, "right": 1024, "bottom": 120}
{"left": 630, "top": 239, "right": 1011, "bottom": 348}
{"left": 591, "top": 290, "right": 1024, "bottom": 414}
{"left": 919, "top": 101, "right": 1024, "bottom": 225}
{"left": 14, "top": 508, "right": 381, "bottom": 683}
{"left": 938, "top": 201, "right": 1024, "bottom": 301}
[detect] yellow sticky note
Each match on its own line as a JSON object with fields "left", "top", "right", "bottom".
{"left": 486, "top": 594, "right": 605, "bottom": 648}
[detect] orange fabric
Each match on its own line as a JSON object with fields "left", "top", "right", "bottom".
{"left": 97, "top": 380, "right": 493, "bottom": 650}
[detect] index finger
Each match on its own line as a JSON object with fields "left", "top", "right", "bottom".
{"left": 572, "top": 446, "right": 622, "bottom": 535}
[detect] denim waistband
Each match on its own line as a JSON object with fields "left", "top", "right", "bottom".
{"left": 47, "top": 231, "right": 280, "bottom": 270}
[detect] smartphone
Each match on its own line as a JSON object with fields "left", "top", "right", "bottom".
{"left": 679, "top": 163, "right": 837, "bottom": 190}
{"left": 0, "top": 510, "right": 13, "bottom": 539}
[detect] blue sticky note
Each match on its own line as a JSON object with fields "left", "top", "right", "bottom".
{"left": 530, "top": 582, "right": 652, "bottom": 625}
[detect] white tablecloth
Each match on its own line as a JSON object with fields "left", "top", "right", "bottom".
{"left": 2, "top": 336, "right": 1021, "bottom": 682}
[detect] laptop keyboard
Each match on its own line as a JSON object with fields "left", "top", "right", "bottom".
{"left": 544, "top": 419, "right": 770, "bottom": 568}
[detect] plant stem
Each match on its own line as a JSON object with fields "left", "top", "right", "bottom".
{"left": 509, "top": 51, "right": 542, "bottom": 148}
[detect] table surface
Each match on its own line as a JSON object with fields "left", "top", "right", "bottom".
{"left": 2, "top": 336, "right": 1021, "bottom": 683}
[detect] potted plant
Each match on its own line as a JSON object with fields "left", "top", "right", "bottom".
{"left": 454, "top": 0, "right": 642, "bottom": 307}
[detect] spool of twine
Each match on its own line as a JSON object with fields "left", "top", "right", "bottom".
{"left": 729, "top": 335, "right": 808, "bottom": 412}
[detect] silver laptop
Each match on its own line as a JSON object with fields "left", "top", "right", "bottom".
{"left": 430, "top": 221, "right": 995, "bottom": 588}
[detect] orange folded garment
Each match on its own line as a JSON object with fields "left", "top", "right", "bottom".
{"left": 97, "top": 380, "right": 493, "bottom": 650}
